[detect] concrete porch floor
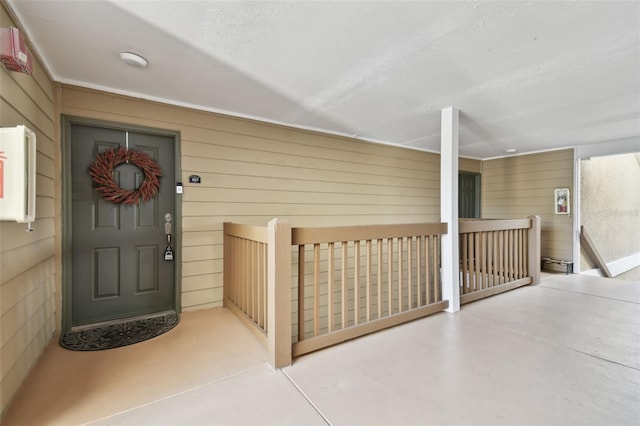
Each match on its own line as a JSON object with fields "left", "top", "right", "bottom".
{"left": 2, "top": 273, "right": 639, "bottom": 425}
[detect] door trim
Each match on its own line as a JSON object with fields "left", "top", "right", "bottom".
{"left": 61, "top": 115, "right": 182, "bottom": 332}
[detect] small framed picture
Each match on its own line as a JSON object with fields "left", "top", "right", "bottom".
{"left": 554, "top": 188, "right": 570, "bottom": 215}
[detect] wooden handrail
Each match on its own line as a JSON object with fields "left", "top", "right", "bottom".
{"left": 224, "top": 222, "right": 268, "bottom": 243}
{"left": 459, "top": 218, "right": 530, "bottom": 233}
{"left": 292, "top": 223, "right": 448, "bottom": 244}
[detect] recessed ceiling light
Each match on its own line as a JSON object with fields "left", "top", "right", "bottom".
{"left": 506, "top": 148, "right": 517, "bottom": 153}
{"left": 120, "top": 52, "right": 148, "bottom": 68}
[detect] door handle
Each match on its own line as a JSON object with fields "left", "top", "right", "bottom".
{"left": 164, "top": 213, "right": 174, "bottom": 261}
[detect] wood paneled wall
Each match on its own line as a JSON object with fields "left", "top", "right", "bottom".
{"left": 0, "top": 4, "right": 58, "bottom": 417}
{"left": 482, "top": 149, "right": 574, "bottom": 265}
{"left": 60, "top": 86, "right": 442, "bottom": 312}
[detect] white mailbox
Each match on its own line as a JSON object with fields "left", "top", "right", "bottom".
{"left": 0, "top": 125, "right": 36, "bottom": 223}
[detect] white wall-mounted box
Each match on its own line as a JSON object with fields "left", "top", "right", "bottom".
{"left": 0, "top": 125, "right": 36, "bottom": 223}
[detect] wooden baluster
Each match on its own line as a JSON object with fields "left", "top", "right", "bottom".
{"left": 298, "top": 245, "right": 305, "bottom": 341}
{"left": 234, "top": 238, "right": 239, "bottom": 306}
{"left": 252, "top": 241, "right": 256, "bottom": 319}
{"left": 260, "top": 242, "right": 266, "bottom": 329}
{"left": 236, "top": 238, "right": 242, "bottom": 310}
{"left": 507, "top": 230, "right": 512, "bottom": 281}
{"left": 417, "top": 236, "right": 422, "bottom": 307}
{"left": 342, "top": 241, "right": 348, "bottom": 329}
{"left": 254, "top": 241, "right": 258, "bottom": 326}
{"left": 481, "top": 232, "right": 487, "bottom": 290}
{"left": 313, "top": 244, "right": 321, "bottom": 336}
{"left": 387, "top": 238, "right": 393, "bottom": 316}
{"left": 434, "top": 235, "right": 440, "bottom": 302}
{"left": 241, "top": 239, "right": 246, "bottom": 313}
{"left": 512, "top": 229, "right": 517, "bottom": 280}
{"left": 467, "top": 233, "right": 474, "bottom": 292}
{"left": 475, "top": 232, "right": 481, "bottom": 291}
{"left": 425, "top": 235, "right": 431, "bottom": 304}
{"left": 377, "top": 239, "right": 383, "bottom": 319}
{"left": 517, "top": 229, "right": 522, "bottom": 278}
{"left": 491, "top": 231, "right": 500, "bottom": 286}
{"left": 254, "top": 241, "right": 259, "bottom": 324}
{"left": 523, "top": 229, "right": 529, "bottom": 277}
{"left": 235, "top": 239, "right": 240, "bottom": 309}
{"left": 461, "top": 233, "right": 468, "bottom": 294}
{"left": 244, "top": 239, "right": 249, "bottom": 314}
{"left": 408, "top": 236, "right": 413, "bottom": 310}
{"left": 511, "top": 229, "right": 516, "bottom": 280}
{"left": 226, "top": 236, "right": 232, "bottom": 305}
{"left": 498, "top": 231, "right": 504, "bottom": 284}
{"left": 254, "top": 240, "right": 259, "bottom": 326}
{"left": 250, "top": 240, "right": 255, "bottom": 322}
{"left": 398, "top": 237, "right": 403, "bottom": 313}
{"left": 328, "top": 242, "right": 334, "bottom": 333}
{"left": 246, "top": 239, "right": 250, "bottom": 311}
{"left": 510, "top": 230, "right": 515, "bottom": 281}
{"left": 354, "top": 240, "right": 360, "bottom": 325}
{"left": 366, "top": 239, "right": 372, "bottom": 321}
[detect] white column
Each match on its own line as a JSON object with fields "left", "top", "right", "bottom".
{"left": 440, "top": 107, "right": 460, "bottom": 313}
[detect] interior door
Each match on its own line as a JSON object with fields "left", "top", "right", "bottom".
{"left": 70, "top": 124, "right": 176, "bottom": 326}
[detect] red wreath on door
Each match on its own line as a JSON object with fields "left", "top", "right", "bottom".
{"left": 89, "top": 147, "right": 162, "bottom": 205}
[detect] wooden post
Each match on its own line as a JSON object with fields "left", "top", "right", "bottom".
{"left": 527, "top": 215, "right": 541, "bottom": 285}
{"left": 222, "top": 222, "right": 231, "bottom": 307}
{"left": 440, "top": 106, "right": 460, "bottom": 313}
{"left": 267, "top": 218, "right": 292, "bottom": 368}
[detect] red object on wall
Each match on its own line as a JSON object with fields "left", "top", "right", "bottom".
{"left": 0, "top": 27, "right": 33, "bottom": 74}
{"left": 0, "top": 151, "right": 6, "bottom": 199}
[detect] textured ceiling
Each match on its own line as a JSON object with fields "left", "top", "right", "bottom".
{"left": 7, "top": 1, "right": 640, "bottom": 159}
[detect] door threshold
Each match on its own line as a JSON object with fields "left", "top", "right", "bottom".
{"left": 70, "top": 310, "right": 177, "bottom": 332}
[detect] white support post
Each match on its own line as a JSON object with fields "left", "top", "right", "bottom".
{"left": 528, "top": 215, "right": 541, "bottom": 285}
{"left": 267, "top": 218, "right": 292, "bottom": 368}
{"left": 440, "top": 107, "right": 460, "bottom": 313}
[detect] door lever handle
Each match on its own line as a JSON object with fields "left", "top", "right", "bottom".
{"left": 164, "top": 212, "right": 174, "bottom": 261}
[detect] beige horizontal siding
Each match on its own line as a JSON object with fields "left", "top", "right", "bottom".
{"left": 482, "top": 149, "right": 574, "bottom": 265}
{"left": 61, "top": 85, "right": 442, "bottom": 312}
{"left": 0, "top": 4, "right": 57, "bottom": 417}
{"left": 459, "top": 157, "right": 482, "bottom": 173}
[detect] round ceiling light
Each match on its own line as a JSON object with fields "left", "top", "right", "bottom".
{"left": 120, "top": 52, "right": 148, "bottom": 68}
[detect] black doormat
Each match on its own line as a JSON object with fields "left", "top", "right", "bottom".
{"left": 60, "top": 311, "right": 180, "bottom": 351}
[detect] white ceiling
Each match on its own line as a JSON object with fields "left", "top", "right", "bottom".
{"left": 7, "top": 0, "right": 640, "bottom": 159}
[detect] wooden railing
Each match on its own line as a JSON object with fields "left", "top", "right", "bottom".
{"left": 292, "top": 223, "right": 449, "bottom": 358}
{"left": 223, "top": 220, "right": 448, "bottom": 367}
{"left": 223, "top": 216, "right": 539, "bottom": 368}
{"left": 223, "top": 222, "right": 269, "bottom": 341}
{"left": 223, "top": 220, "right": 292, "bottom": 368}
{"left": 458, "top": 215, "right": 540, "bottom": 304}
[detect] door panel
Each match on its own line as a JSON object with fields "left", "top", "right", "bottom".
{"left": 71, "top": 124, "right": 175, "bottom": 326}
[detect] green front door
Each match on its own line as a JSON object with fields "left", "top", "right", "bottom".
{"left": 70, "top": 123, "right": 176, "bottom": 326}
